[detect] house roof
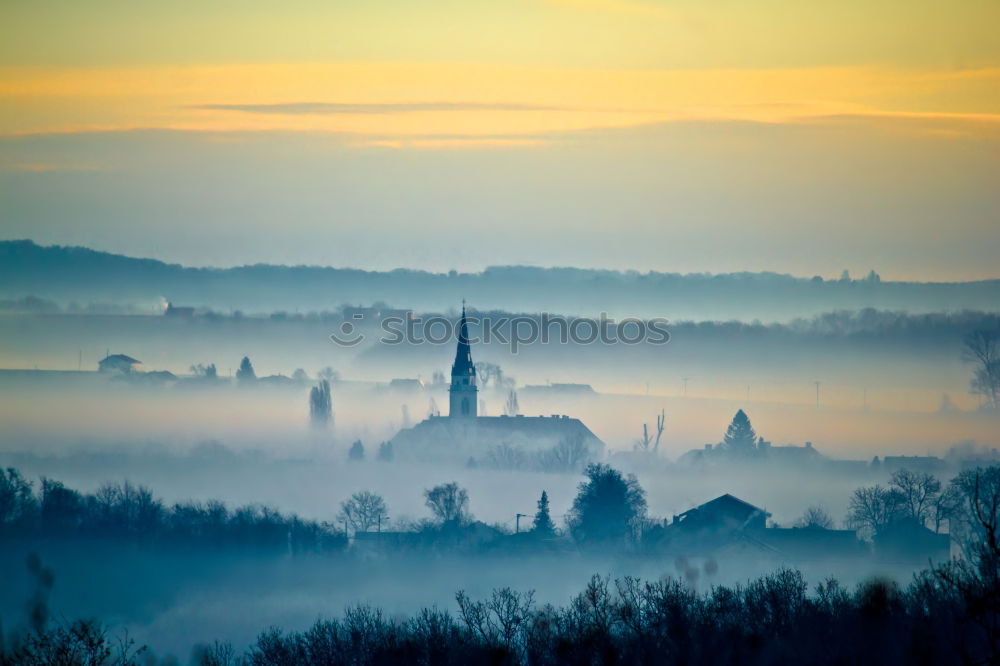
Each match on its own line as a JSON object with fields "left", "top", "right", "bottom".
{"left": 101, "top": 354, "right": 140, "bottom": 364}
{"left": 679, "top": 494, "right": 770, "bottom": 520}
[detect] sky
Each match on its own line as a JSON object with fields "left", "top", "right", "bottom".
{"left": 1, "top": 0, "right": 998, "bottom": 279}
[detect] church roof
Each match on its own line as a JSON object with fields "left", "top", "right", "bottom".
{"left": 451, "top": 304, "right": 476, "bottom": 377}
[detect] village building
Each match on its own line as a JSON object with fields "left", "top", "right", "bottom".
{"left": 389, "top": 305, "right": 605, "bottom": 464}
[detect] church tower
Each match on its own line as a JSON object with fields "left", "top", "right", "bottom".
{"left": 449, "top": 303, "right": 478, "bottom": 418}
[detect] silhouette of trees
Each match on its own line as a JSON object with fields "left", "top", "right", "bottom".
{"left": 225, "top": 550, "right": 1000, "bottom": 666}
{"left": 945, "top": 465, "right": 1000, "bottom": 555}
{"left": 338, "top": 491, "right": 388, "bottom": 533}
{"left": 846, "top": 484, "right": 904, "bottom": 540}
{"left": 309, "top": 380, "right": 332, "bottom": 427}
{"left": 635, "top": 410, "right": 665, "bottom": 454}
{"left": 722, "top": 409, "right": 757, "bottom": 453}
{"left": 348, "top": 440, "right": 365, "bottom": 461}
{"left": 531, "top": 491, "right": 556, "bottom": 538}
{"left": 190, "top": 363, "right": 218, "bottom": 379}
{"left": 377, "top": 441, "right": 394, "bottom": 462}
{"left": 567, "top": 464, "right": 646, "bottom": 546}
{"left": 889, "top": 469, "right": 941, "bottom": 526}
{"left": 0, "top": 467, "right": 36, "bottom": 531}
{"left": 424, "top": 482, "right": 471, "bottom": 526}
{"left": 0, "top": 469, "right": 346, "bottom": 554}
{"left": 796, "top": 505, "right": 834, "bottom": 529}
{"left": 236, "top": 356, "right": 256, "bottom": 383}
{"left": 963, "top": 329, "right": 1000, "bottom": 409}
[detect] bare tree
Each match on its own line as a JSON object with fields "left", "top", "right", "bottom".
{"left": 338, "top": 491, "right": 388, "bottom": 533}
{"left": 653, "top": 409, "right": 665, "bottom": 453}
{"left": 963, "top": 330, "right": 1000, "bottom": 409}
{"left": 846, "top": 484, "right": 903, "bottom": 539}
{"left": 634, "top": 410, "right": 665, "bottom": 454}
{"left": 888, "top": 468, "right": 941, "bottom": 527}
{"left": 424, "top": 482, "right": 471, "bottom": 525}
{"left": 797, "top": 505, "right": 835, "bottom": 529}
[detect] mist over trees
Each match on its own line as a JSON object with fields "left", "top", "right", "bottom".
{"left": 963, "top": 329, "right": 1000, "bottom": 409}
{"left": 5, "top": 240, "right": 1000, "bottom": 320}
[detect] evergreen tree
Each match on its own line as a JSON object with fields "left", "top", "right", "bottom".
{"left": 348, "top": 440, "right": 365, "bottom": 461}
{"left": 722, "top": 409, "right": 758, "bottom": 452}
{"left": 532, "top": 490, "right": 556, "bottom": 537}
{"left": 377, "top": 441, "right": 394, "bottom": 462}
{"left": 236, "top": 356, "right": 256, "bottom": 383}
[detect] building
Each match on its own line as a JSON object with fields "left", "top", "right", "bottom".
{"left": 98, "top": 354, "right": 141, "bottom": 374}
{"left": 449, "top": 306, "right": 478, "bottom": 418}
{"left": 389, "top": 304, "right": 605, "bottom": 464}
{"left": 651, "top": 493, "right": 866, "bottom": 563}
{"left": 164, "top": 302, "right": 195, "bottom": 317}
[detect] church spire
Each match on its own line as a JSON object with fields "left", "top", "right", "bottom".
{"left": 449, "top": 301, "right": 478, "bottom": 418}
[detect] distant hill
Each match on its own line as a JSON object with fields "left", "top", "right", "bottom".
{"left": 2, "top": 239, "right": 999, "bottom": 321}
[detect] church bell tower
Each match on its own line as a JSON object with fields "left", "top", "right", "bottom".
{"left": 449, "top": 303, "right": 478, "bottom": 418}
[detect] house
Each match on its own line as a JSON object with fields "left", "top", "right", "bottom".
{"left": 521, "top": 383, "right": 596, "bottom": 395}
{"left": 98, "top": 354, "right": 141, "bottom": 374}
{"left": 652, "top": 494, "right": 867, "bottom": 564}
{"left": 671, "top": 494, "right": 771, "bottom": 532}
{"left": 874, "top": 518, "right": 950, "bottom": 564}
{"left": 387, "top": 378, "right": 426, "bottom": 392}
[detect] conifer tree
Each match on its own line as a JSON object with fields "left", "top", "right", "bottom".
{"left": 532, "top": 490, "right": 556, "bottom": 537}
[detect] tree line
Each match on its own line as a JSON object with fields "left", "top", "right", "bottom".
{"left": 0, "top": 470, "right": 344, "bottom": 553}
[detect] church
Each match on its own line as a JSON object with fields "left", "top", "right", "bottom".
{"left": 389, "top": 305, "right": 605, "bottom": 466}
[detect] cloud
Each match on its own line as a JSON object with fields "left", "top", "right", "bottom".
{"left": 192, "top": 102, "right": 575, "bottom": 115}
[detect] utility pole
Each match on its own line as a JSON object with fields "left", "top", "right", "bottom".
{"left": 516, "top": 513, "right": 528, "bottom": 534}
{"left": 863, "top": 387, "right": 868, "bottom": 412}
{"left": 814, "top": 381, "right": 821, "bottom": 409}
{"left": 682, "top": 377, "right": 690, "bottom": 398}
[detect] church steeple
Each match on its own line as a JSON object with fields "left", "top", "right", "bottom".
{"left": 449, "top": 302, "right": 478, "bottom": 418}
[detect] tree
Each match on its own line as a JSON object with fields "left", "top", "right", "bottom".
{"left": 309, "top": 380, "right": 332, "bottom": 427}
{"left": 945, "top": 465, "right": 1000, "bottom": 555}
{"left": 474, "top": 362, "right": 504, "bottom": 389}
{"left": 531, "top": 491, "right": 556, "bottom": 538}
{"left": 567, "top": 464, "right": 646, "bottom": 545}
{"left": 797, "top": 505, "right": 834, "bottom": 530}
{"left": 424, "top": 482, "right": 471, "bottom": 525}
{"left": 963, "top": 330, "right": 1000, "bottom": 409}
{"left": 0, "top": 467, "right": 36, "bottom": 529}
{"left": 236, "top": 356, "right": 256, "bottom": 383}
{"left": 635, "top": 410, "right": 665, "bottom": 453}
{"left": 348, "top": 440, "right": 365, "bottom": 461}
{"left": 504, "top": 390, "right": 519, "bottom": 417}
{"left": 338, "top": 491, "right": 388, "bottom": 533}
{"left": 377, "top": 441, "right": 394, "bottom": 462}
{"left": 317, "top": 366, "right": 340, "bottom": 383}
{"left": 888, "top": 468, "right": 941, "bottom": 527}
{"left": 190, "top": 363, "right": 217, "bottom": 379}
{"left": 722, "top": 409, "right": 757, "bottom": 453}
{"left": 292, "top": 368, "right": 309, "bottom": 382}
{"left": 846, "top": 484, "right": 904, "bottom": 540}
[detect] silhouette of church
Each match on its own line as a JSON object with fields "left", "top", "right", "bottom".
{"left": 389, "top": 304, "right": 604, "bottom": 464}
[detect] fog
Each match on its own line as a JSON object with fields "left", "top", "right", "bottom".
{"left": 1, "top": 288, "right": 998, "bottom": 662}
